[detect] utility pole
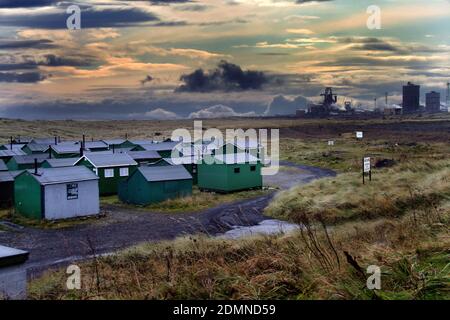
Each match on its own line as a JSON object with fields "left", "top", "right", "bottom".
{"left": 374, "top": 97, "right": 377, "bottom": 110}
{"left": 385, "top": 92, "right": 388, "bottom": 107}
{"left": 446, "top": 82, "right": 450, "bottom": 112}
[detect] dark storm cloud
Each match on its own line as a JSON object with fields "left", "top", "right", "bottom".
{"left": 0, "top": 62, "right": 37, "bottom": 71}
{"left": 0, "top": 71, "right": 46, "bottom": 83}
{"left": 0, "top": 39, "right": 56, "bottom": 49}
{"left": 153, "top": 20, "right": 188, "bottom": 27}
{"left": 356, "top": 43, "right": 399, "bottom": 52}
{"left": 40, "top": 54, "right": 95, "bottom": 67}
{"left": 0, "top": 53, "right": 95, "bottom": 71}
{"left": 0, "top": 6, "right": 159, "bottom": 29}
{"left": 0, "top": 0, "right": 57, "bottom": 8}
{"left": 198, "top": 18, "right": 249, "bottom": 26}
{"left": 177, "top": 61, "right": 268, "bottom": 92}
{"left": 338, "top": 37, "right": 390, "bottom": 45}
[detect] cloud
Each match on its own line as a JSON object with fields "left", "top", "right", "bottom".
{"left": 189, "top": 104, "right": 256, "bottom": 119}
{"left": 0, "top": 71, "right": 46, "bottom": 83}
{"left": 124, "top": 0, "right": 192, "bottom": 4}
{"left": 140, "top": 74, "right": 153, "bottom": 85}
{"left": 178, "top": 60, "right": 268, "bottom": 92}
{"left": 40, "top": 54, "right": 96, "bottom": 67}
{"left": 141, "top": 46, "right": 227, "bottom": 59}
{"left": 283, "top": 15, "right": 320, "bottom": 21}
{"left": 295, "top": 0, "right": 333, "bottom": 3}
{"left": 0, "top": 0, "right": 57, "bottom": 8}
{"left": 286, "top": 28, "right": 315, "bottom": 35}
{"left": 0, "top": 6, "right": 160, "bottom": 29}
{"left": 265, "top": 95, "right": 310, "bottom": 116}
{"left": 175, "top": 4, "right": 210, "bottom": 11}
{"left": 0, "top": 39, "right": 56, "bottom": 49}
{"left": 142, "top": 108, "right": 179, "bottom": 120}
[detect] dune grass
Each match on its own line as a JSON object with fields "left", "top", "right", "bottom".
{"left": 265, "top": 159, "right": 450, "bottom": 224}
{"left": 101, "top": 187, "right": 270, "bottom": 214}
{"left": 279, "top": 137, "right": 449, "bottom": 173}
{"left": 28, "top": 198, "right": 449, "bottom": 300}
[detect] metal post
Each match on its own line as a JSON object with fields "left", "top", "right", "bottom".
{"left": 362, "top": 158, "right": 365, "bottom": 185}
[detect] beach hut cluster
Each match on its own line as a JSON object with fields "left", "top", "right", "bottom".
{"left": 0, "top": 136, "right": 264, "bottom": 220}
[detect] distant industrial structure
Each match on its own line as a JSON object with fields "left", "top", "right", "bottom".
{"left": 425, "top": 91, "right": 441, "bottom": 113}
{"left": 307, "top": 87, "right": 339, "bottom": 116}
{"left": 292, "top": 80, "right": 449, "bottom": 118}
{"left": 447, "top": 82, "right": 450, "bottom": 112}
{"left": 402, "top": 82, "right": 421, "bottom": 114}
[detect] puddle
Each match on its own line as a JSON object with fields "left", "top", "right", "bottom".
{"left": 221, "top": 219, "right": 300, "bottom": 239}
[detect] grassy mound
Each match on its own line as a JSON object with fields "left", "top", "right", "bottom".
{"left": 265, "top": 160, "right": 450, "bottom": 224}
{"left": 29, "top": 198, "right": 449, "bottom": 300}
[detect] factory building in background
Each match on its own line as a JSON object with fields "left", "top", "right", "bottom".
{"left": 402, "top": 82, "right": 421, "bottom": 113}
{"left": 425, "top": 91, "right": 441, "bottom": 113}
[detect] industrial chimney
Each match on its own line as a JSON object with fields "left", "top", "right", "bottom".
{"left": 34, "top": 158, "right": 38, "bottom": 175}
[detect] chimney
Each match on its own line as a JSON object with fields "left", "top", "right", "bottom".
{"left": 48, "top": 145, "right": 52, "bottom": 159}
{"left": 80, "top": 147, "right": 84, "bottom": 157}
{"left": 112, "top": 145, "right": 115, "bottom": 154}
{"left": 125, "top": 133, "right": 128, "bottom": 140}
{"left": 54, "top": 136, "right": 57, "bottom": 145}
{"left": 10, "top": 136, "right": 13, "bottom": 150}
{"left": 82, "top": 134, "right": 86, "bottom": 151}
{"left": 34, "top": 158, "right": 38, "bottom": 175}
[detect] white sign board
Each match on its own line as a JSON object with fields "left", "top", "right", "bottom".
{"left": 364, "top": 157, "right": 371, "bottom": 173}
{"left": 328, "top": 140, "right": 334, "bottom": 146}
{"left": 356, "top": 131, "right": 364, "bottom": 139}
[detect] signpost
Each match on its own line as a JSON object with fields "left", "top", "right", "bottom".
{"left": 363, "top": 157, "right": 371, "bottom": 184}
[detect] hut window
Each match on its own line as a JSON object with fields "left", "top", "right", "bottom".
{"left": 67, "top": 183, "right": 78, "bottom": 200}
{"left": 250, "top": 165, "right": 256, "bottom": 171}
{"left": 234, "top": 167, "right": 240, "bottom": 174}
{"left": 104, "top": 169, "right": 114, "bottom": 178}
{"left": 119, "top": 167, "right": 129, "bottom": 177}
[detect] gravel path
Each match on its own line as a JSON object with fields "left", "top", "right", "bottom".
{"left": 0, "top": 162, "right": 335, "bottom": 276}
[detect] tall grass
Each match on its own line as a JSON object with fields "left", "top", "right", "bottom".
{"left": 265, "top": 160, "right": 450, "bottom": 224}
{"left": 28, "top": 196, "right": 449, "bottom": 300}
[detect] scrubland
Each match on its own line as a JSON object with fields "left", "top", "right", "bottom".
{"left": 2, "top": 115, "right": 448, "bottom": 300}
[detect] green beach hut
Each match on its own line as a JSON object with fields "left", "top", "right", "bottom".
{"left": 14, "top": 166, "right": 100, "bottom": 220}
{"left": 118, "top": 165, "right": 192, "bottom": 205}
{"left": 74, "top": 153, "right": 138, "bottom": 195}
{"left": 197, "top": 153, "right": 262, "bottom": 192}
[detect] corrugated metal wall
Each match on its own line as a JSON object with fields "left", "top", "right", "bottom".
{"left": 43, "top": 180, "right": 100, "bottom": 220}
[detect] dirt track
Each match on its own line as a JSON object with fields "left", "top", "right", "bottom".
{"left": 0, "top": 162, "right": 335, "bottom": 276}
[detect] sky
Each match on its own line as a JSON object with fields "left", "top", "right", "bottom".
{"left": 0, "top": 0, "right": 449, "bottom": 119}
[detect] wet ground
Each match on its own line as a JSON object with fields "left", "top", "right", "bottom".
{"left": 0, "top": 162, "right": 335, "bottom": 276}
